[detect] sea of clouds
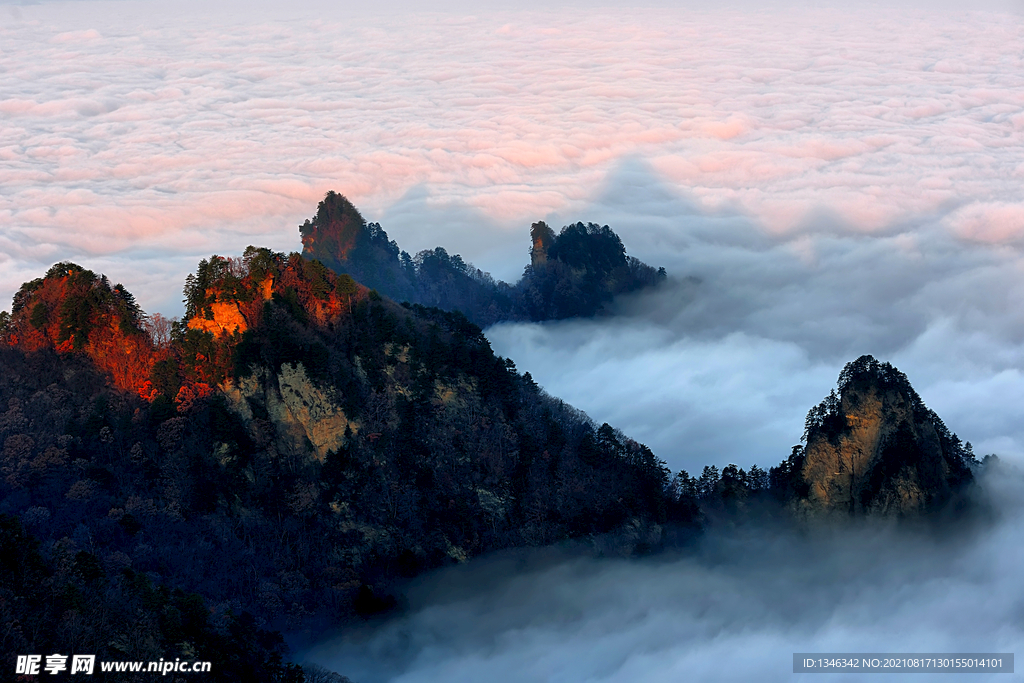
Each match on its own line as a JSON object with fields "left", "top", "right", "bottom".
{"left": 6, "top": 1, "right": 1024, "bottom": 679}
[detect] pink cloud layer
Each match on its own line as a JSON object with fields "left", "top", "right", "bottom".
{"left": 1, "top": 5, "right": 1023, "bottom": 313}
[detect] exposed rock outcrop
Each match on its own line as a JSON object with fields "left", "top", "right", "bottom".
{"left": 185, "top": 269, "right": 276, "bottom": 337}
{"left": 222, "top": 361, "right": 357, "bottom": 462}
{"left": 789, "top": 356, "right": 974, "bottom": 518}
{"left": 530, "top": 220, "right": 555, "bottom": 268}
{"left": 188, "top": 301, "right": 250, "bottom": 336}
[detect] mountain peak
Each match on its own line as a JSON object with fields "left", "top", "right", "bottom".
{"left": 299, "top": 191, "right": 667, "bottom": 326}
{"left": 789, "top": 355, "right": 974, "bottom": 517}
{"left": 298, "top": 190, "right": 367, "bottom": 263}
{"left": 1, "top": 261, "right": 155, "bottom": 394}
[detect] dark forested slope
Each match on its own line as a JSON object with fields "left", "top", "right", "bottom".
{"left": 0, "top": 249, "right": 675, "bottom": 677}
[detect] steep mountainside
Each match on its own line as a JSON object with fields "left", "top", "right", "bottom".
{"left": 0, "top": 250, "right": 676, "bottom": 665}
{"left": 299, "top": 191, "right": 666, "bottom": 326}
{"left": 0, "top": 256, "right": 981, "bottom": 680}
{"left": 771, "top": 356, "right": 975, "bottom": 518}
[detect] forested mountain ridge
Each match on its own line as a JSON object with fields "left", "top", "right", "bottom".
{"left": 0, "top": 250, "right": 676, "bottom": 680}
{"left": 299, "top": 191, "right": 667, "bottom": 326}
{"left": 0, "top": 254, "right": 979, "bottom": 681}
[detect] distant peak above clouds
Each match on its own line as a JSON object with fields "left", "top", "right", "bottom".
{"left": 300, "top": 191, "right": 667, "bottom": 326}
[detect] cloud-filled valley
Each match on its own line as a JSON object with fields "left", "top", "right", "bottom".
{"left": 489, "top": 181, "right": 1024, "bottom": 472}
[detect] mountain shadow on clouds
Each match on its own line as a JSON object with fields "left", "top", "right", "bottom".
{"left": 582, "top": 156, "right": 776, "bottom": 259}
{"left": 591, "top": 156, "right": 706, "bottom": 222}
{"left": 375, "top": 183, "right": 525, "bottom": 281}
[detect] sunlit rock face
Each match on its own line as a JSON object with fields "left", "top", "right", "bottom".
{"left": 187, "top": 300, "right": 250, "bottom": 336}
{"left": 222, "top": 361, "right": 358, "bottom": 463}
{"left": 793, "top": 356, "right": 974, "bottom": 518}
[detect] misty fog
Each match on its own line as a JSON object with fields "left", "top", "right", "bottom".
{"left": 304, "top": 465, "right": 1021, "bottom": 682}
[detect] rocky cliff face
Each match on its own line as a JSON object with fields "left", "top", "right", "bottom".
{"left": 188, "top": 300, "right": 251, "bottom": 336}
{"left": 222, "top": 361, "right": 358, "bottom": 462}
{"left": 790, "top": 356, "right": 974, "bottom": 518}
{"left": 530, "top": 220, "right": 555, "bottom": 267}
